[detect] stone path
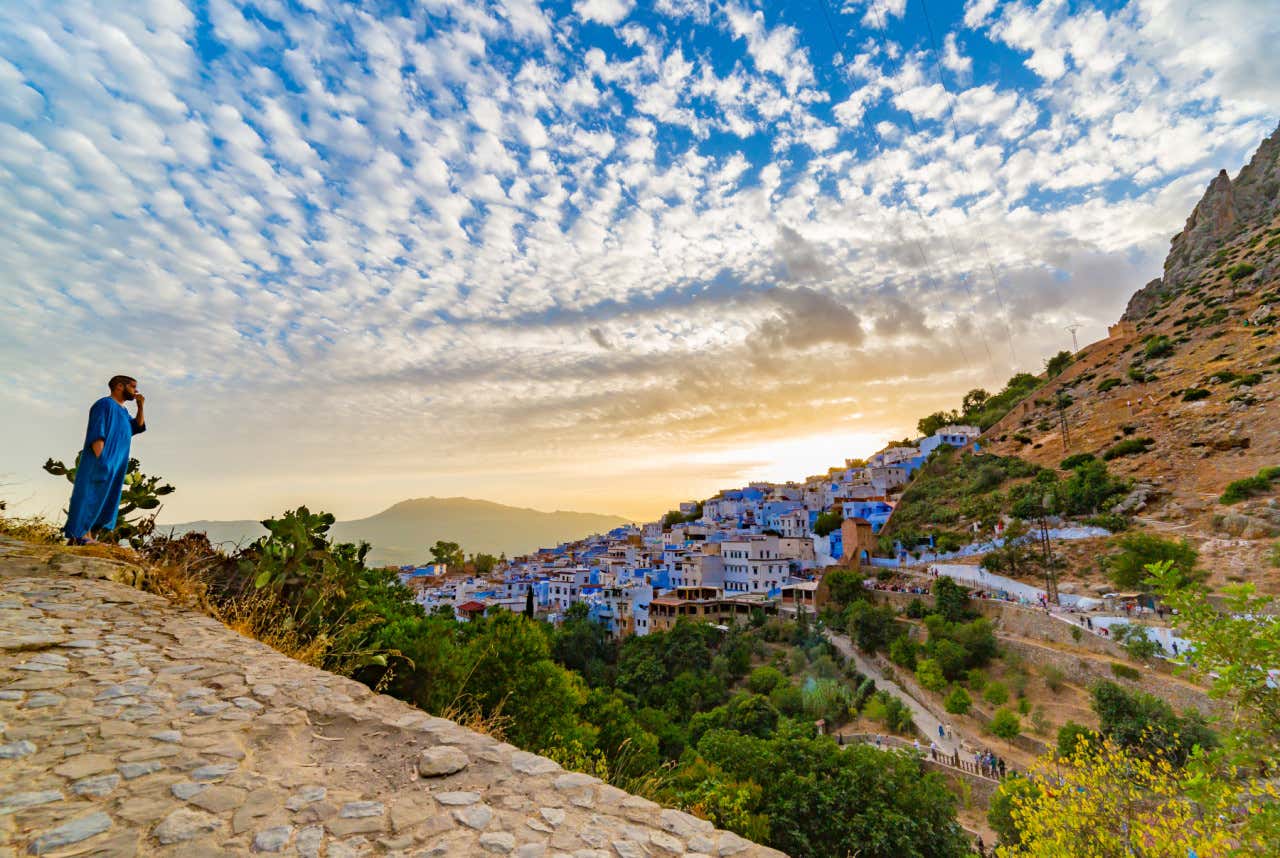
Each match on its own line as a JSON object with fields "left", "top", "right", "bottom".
{"left": 0, "top": 541, "right": 784, "bottom": 857}
{"left": 824, "top": 632, "right": 960, "bottom": 757}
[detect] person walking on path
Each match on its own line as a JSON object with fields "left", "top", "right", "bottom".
{"left": 63, "top": 376, "right": 147, "bottom": 544}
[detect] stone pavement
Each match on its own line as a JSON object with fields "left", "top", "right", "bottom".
{"left": 0, "top": 542, "right": 785, "bottom": 857}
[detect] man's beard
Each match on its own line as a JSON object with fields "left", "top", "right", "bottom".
{"left": 122, "top": 390, "right": 136, "bottom": 401}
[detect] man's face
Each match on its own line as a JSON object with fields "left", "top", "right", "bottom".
{"left": 121, "top": 381, "right": 137, "bottom": 401}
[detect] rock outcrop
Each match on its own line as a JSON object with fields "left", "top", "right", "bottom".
{"left": 0, "top": 539, "right": 785, "bottom": 857}
{"left": 1123, "top": 122, "right": 1280, "bottom": 320}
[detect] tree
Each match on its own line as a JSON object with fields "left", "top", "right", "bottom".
{"left": 996, "top": 737, "right": 1253, "bottom": 858}
{"left": 962, "top": 388, "right": 991, "bottom": 413}
{"left": 472, "top": 553, "right": 499, "bottom": 575}
{"left": 1104, "top": 532, "right": 1200, "bottom": 589}
{"left": 915, "top": 657, "right": 947, "bottom": 692}
{"left": 918, "top": 409, "right": 960, "bottom": 437}
{"left": 1044, "top": 350, "right": 1073, "bottom": 378}
{"left": 44, "top": 454, "right": 175, "bottom": 547}
{"left": 1055, "top": 721, "right": 1096, "bottom": 758}
{"left": 523, "top": 586, "right": 534, "bottom": 618}
{"left": 845, "top": 600, "right": 899, "bottom": 654}
{"left": 990, "top": 708, "right": 1021, "bottom": 743}
{"left": 822, "top": 567, "right": 866, "bottom": 608}
{"left": 1089, "top": 681, "right": 1215, "bottom": 765}
{"left": 988, "top": 776, "right": 1038, "bottom": 848}
{"left": 429, "top": 540, "right": 464, "bottom": 568}
{"left": 813, "top": 510, "right": 843, "bottom": 537}
{"left": 746, "top": 666, "right": 785, "bottom": 696}
{"left": 944, "top": 687, "right": 972, "bottom": 715}
{"left": 933, "top": 576, "right": 970, "bottom": 622}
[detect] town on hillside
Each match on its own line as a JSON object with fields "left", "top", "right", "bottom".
{"left": 398, "top": 423, "right": 1001, "bottom": 634}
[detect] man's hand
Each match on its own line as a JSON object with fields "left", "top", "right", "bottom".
{"left": 135, "top": 393, "right": 146, "bottom": 407}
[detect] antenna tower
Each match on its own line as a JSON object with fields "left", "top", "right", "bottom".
{"left": 1066, "top": 324, "right": 1082, "bottom": 353}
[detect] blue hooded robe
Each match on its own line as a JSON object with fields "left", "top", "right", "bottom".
{"left": 64, "top": 397, "right": 146, "bottom": 539}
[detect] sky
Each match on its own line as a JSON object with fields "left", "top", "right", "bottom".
{"left": 1, "top": 0, "right": 1277, "bottom": 525}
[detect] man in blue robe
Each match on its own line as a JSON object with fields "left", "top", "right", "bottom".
{"left": 64, "top": 375, "right": 147, "bottom": 544}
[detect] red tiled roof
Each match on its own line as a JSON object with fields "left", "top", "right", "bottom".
{"left": 456, "top": 600, "right": 487, "bottom": 612}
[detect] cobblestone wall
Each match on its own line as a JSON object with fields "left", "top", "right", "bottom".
{"left": 0, "top": 544, "right": 785, "bottom": 858}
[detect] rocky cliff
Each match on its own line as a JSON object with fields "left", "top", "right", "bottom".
{"left": 0, "top": 538, "right": 784, "bottom": 857}
{"left": 1124, "top": 122, "right": 1280, "bottom": 319}
{"left": 983, "top": 124, "right": 1280, "bottom": 592}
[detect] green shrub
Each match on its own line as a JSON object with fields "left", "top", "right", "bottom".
{"left": 1143, "top": 336, "right": 1174, "bottom": 359}
{"left": 1060, "top": 452, "right": 1096, "bottom": 470}
{"left": 1040, "top": 665, "right": 1065, "bottom": 693}
{"left": 1084, "top": 513, "right": 1130, "bottom": 533}
{"left": 1097, "top": 377, "right": 1122, "bottom": 393}
{"left": 944, "top": 686, "right": 972, "bottom": 715}
{"left": 1227, "top": 263, "right": 1256, "bottom": 281}
{"left": 1220, "top": 467, "right": 1280, "bottom": 504}
{"left": 888, "top": 636, "right": 919, "bottom": 670}
{"left": 1103, "top": 532, "right": 1201, "bottom": 589}
{"left": 1110, "top": 662, "right": 1140, "bottom": 681}
{"left": 1127, "top": 365, "right": 1153, "bottom": 383}
{"left": 965, "top": 669, "right": 987, "bottom": 691}
{"left": 747, "top": 666, "right": 786, "bottom": 696}
{"left": 915, "top": 658, "right": 947, "bottom": 692}
{"left": 1017, "top": 697, "right": 1032, "bottom": 715}
{"left": 982, "top": 681, "right": 1010, "bottom": 706}
{"left": 1056, "top": 721, "right": 1097, "bottom": 757}
{"left": 989, "top": 708, "right": 1021, "bottom": 742}
{"left": 1012, "top": 432, "right": 1032, "bottom": 445}
{"left": 1045, "top": 350, "right": 1073, "bottom": 378}
{"left": 1181, "top": 387, "right": 1211, "bottom": 402}
{"left": 1103, "top": 437, "right": 1154, "bottom": 460}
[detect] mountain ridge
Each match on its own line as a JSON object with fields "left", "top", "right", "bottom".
{"left": 163, "top": 496, "right": 631, "bottom": 566}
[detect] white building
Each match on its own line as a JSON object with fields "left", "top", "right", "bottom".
{"left": 919, "top": 425, "right": 981, "bottom": 456}
{"left": 721, "top": 535, "right": 790, "bottom": 594}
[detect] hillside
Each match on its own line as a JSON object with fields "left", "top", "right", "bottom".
{"left": 164, "top": 497, "right": 630, "bottom": 566}
{"left": 979, "top": 123, "right": 1280, "bottom": 582}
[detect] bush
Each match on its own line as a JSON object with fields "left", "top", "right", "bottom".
{"left": 1090, "top": 680, "right": 1216, "bottom": 764}
{"left": 1045, "top": 350, "right": 1073, "bottom": 378}
{"left": 747, "top": 666, "right": 786, "bottom": 696}
{"left": 1056, "top": 721, "right": 1097, "bottom": 757}
{"left": 915, "top": 658, "right": 948, "bottom": 692}
{"left": 1110, "top": 662, "right": 1140, "bottom": 681}
{"left": 813, "top": 509, "right": 843, "bottom": 537}
{"left": 989, "top": 777, "right": 1039, "bottom": 847}
{"left": 1181, "top": 387, "right": 1210, "bottom": 402}
{"left": 904, "top": 598, "right": 928, "bottom": 619}
{"left": 1017, "top": 697, "right": 1032, "bottom": 715}
{"left": 1060, "top": 452, "right": 1096, "bottom": 470}
{"left": 1103, "top": 437, "right": 1154, "bottom": 460}
{"left": 982, "top": 681, "right": 1010, "bottom": 706}
{"left": 1040, "top": 665, "right": 1065, "bottom": 693}
{"left": 989, "top": 708, "right": 1021, "bottom": 742}
{"left": 1227, "top": 262, "right": 1256, "bottom": 281}
{"left": 888, "top": 636, "right": 918, "bottom": 670}
{"left": 1084, "top": 513, "right": 1130, "bottom": 533}
{"left": 965, "top": 668, "right": 987, "bottom": 691}
{"left": 944, "top": 686, "right": 972, "bottom": 715}
{"left": 1103, "top": 532, "right": 1201, "bottom": 589}
{"left": 1097, "top": 377, "right": 1122, "bottom": 393}
{"left": 845, "top": 601, "right": 901, "bottom": 654}
{"left": 1143, "top": 336, "right": 1174, "bottom": 359}
{"left": 1220, "top": 467, "right": 1280, "bottom": 504}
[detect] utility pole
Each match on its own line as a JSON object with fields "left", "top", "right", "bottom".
{"left": 1040, "top": 492, "right": 1059, "bottom": 606}
{"left": 1066, "top": 324, "right": 1082, "bottom": 353}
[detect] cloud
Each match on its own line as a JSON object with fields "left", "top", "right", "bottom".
{"left": 0, "top": 0, "right": 1275, "bottom": 522}
{"left": 575, "top": 0, "right": 635, "bottom": 26}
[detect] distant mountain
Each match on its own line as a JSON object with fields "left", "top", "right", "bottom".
{"left": 163, "top": 497, "right": 631, "bottom": 566}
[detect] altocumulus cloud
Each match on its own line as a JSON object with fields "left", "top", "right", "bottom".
{"left": 0, "top": 0, "right": 1277, "bottom": 520}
